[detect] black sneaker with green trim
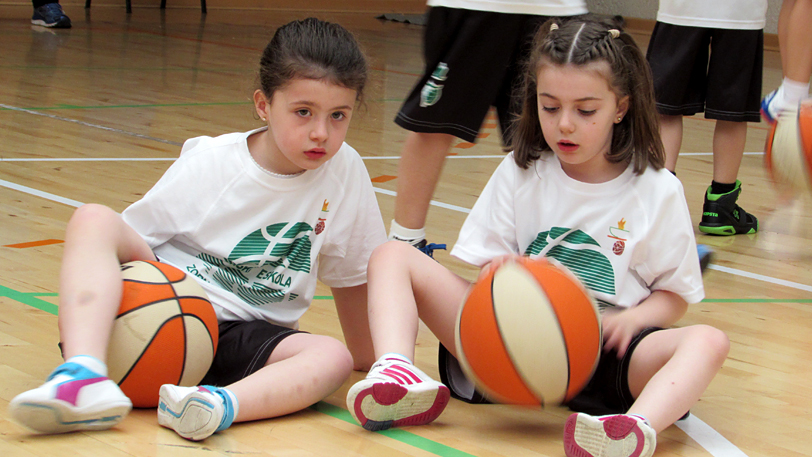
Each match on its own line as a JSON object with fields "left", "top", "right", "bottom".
{"left": 698, "top": 180, "right": 758, "bottom": 236}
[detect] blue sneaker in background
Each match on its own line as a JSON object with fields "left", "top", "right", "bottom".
{"left": 32, "top": 3, "right": 72, "bottom": 28}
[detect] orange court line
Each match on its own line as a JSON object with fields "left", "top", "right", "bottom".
{"left": 454, "top": 142, "right": 476, "bottom": 149}
{"left": 371, "top": 175, "right": 397, "bottom": 183}
{"left": 4, "top": 239, "right": 64, "bottom": 249}
{"left": 477, "top": 133, "right": 490, "bottom": 139}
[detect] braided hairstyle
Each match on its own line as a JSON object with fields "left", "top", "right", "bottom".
{"left": 507, "top": 15, "right": 664, "bottom": 173}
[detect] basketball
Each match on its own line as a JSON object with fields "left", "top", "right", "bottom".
{"left": 764, "top": 99, "right": 812, "bottom": 195}
{"left": 107, "top": 260, "right": 218, "bottom": 408}
{"left": 454, "top": 257, "right": 601, "bottom": 407}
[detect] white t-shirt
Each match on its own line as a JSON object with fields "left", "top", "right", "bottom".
{"left": 122, "top": 128, "right": 387, "bottom": 328}
{"left": 451, "top": 153, "right": 704, "bottom": 309}
{"left": 427, "top": 0, "right": 587, "bottom": 16}
{"left": 656, "top": 0, "right": 767, "bottom": 30}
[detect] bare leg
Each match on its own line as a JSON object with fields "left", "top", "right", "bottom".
{"left": 227, "top": 334, "right": 353, "bottom": 422}
{"left": 58, "top": 204, "right": 156, "bottom": 361}
{"left": 658, "top": 114, "right": 683, "bottom": 172}
{"left": 393, "top": 132, "right": 455, "bottom": 231}
{"left": 626, "top": 325, "right": 730, "bottom": 433}
{"left": 711, "top": 121, "right": 747, "bottom": 184}
{"left": 783, "top": 0, "right": 812, "bottom": 84}
{"left": 366, "top": 241, "right": 471, "bottom": 360}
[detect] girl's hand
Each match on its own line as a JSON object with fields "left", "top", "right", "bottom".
{"left": 600, "top": 308, "right": 646, "bottom": 358}
{"left": 478, "top": 254, "right": 525, "bottom": 281}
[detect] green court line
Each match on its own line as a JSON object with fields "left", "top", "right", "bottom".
{"left": 311, "top": 402, "right": 476, "bottom": 457}
{"left": 0, "top": 284, "right": 470, "bottom": 456}
{"left": 0, "top": 101, "right": 252, "bottom": 111}
{"left": 0, "top": 285, "right": 58, "bottom": 315}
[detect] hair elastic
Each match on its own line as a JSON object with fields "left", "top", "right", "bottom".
{"left": 608, "top": 29, "right": 620, "bottom": 39}
{"left": 549, "top": 23, "right": 559, "bottom": 32}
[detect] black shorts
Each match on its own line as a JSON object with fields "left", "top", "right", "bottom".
{"left": 395, "top": 7, "right": 553, "bottom": 143}
{"left": 565, "top": 327, "right": 662, "bottom": 415}
{"left": 646, "top": 22, "right": 763, "bottom": 122}
{"left": 200, "top": 320, "right": 303, "bottom": 387}
{"left": 438, "top": 327, "right": 663, "bottom": 414}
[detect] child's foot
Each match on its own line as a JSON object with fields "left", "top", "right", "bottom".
{"left": 31, "top": 3, "right": 72, "bottom": 28}
{"left": 157, "top": 385, "right": 237, "bottom": 441}
{"left": 563, "top": 413, "right": 656, "bottom": 457}
{"left": 698, "top": 180, "right": 758, "bottom": 236}
{"left": 761, "top": 89, "right": 792, "bottom": 124}
{"left": 346, "top": 355, "right": 450, "bottom": 431}
{"left": 697, "top": 244, "right": 713, "bottom": 273}
{"left": 8, "top": 362, "right": 132, "bottom": 433}
{"left": 414, "top": 239, "right": 447, "bottom": 258}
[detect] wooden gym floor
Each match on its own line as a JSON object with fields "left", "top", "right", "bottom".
{"left": 1, "top": 3, "right": 811, "bottom": 457}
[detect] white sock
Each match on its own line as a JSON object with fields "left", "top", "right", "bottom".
{"left": 66, "top": 355, "right": 108, "bottom": 377}
{"left": 388, "top": 219, "right": 425, "bottom": 245}
{"left": 780, "top": 77, "right": 810, "bottom": 106}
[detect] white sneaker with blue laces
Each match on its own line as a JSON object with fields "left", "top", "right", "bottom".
{"left": 158, "top": 385, "right": 237, "bottom": 441}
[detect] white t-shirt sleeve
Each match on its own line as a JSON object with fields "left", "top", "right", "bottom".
{"left": 451, "top": 155, "right": 521, "bottom": 267}
{"left": 633, "top": 179, "right": 705, "bottom": 304}
{"left": 317, "top": 152, "right": 387, "bottom": 288}
{"left": 122, "top": 166, "right": 194, "bottom": 248}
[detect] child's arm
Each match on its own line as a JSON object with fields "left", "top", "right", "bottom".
{"left": 601, "top": 290, "right": 688, "bottom": 358}
{"left": 332, "top": 284, "right": 376, "bottom": 371}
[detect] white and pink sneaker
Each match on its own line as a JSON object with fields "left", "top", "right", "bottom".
{"left": 346, "top": 355, "right": 450, "bottom": 431}
{"left": 563, "top": 413, "right": 656, "bottom": 457}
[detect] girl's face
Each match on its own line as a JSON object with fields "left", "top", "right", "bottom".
{"left": 252, "top": 78, "right": 357, "bottom": 175}
{"left": 536, "top": 62, "right": 629, "bottom": 183}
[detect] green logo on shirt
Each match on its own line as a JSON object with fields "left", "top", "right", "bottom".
{"left": 525, "top": 227, "right": 616, "bottom": 295}
{"left": 192, "top": 222, "right": 314, "bottom": 307}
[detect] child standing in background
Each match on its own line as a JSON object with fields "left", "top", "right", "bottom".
{"left": 9, "top": 18, "right": 386, "bottom": 441}
{"left": 646, "top": 0, "right": 767, "bottom": 236}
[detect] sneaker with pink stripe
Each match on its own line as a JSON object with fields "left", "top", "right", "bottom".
{"left": 346, "top": 356, "right": 449, "bottom": 431}
{"left": 563, "top": 413, "right": 656, "bottom": 457}
{"left": 9, "top": 362, "right": 132, "bottom": 434}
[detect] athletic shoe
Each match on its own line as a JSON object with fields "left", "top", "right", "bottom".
{"left": 414, "top": 239, "right": 447, "bottom": 258}
{"left": 563, "top": 413, "right": 656, "bottom": 457}
{"left": 697, "top": 244, "right": 713, "bottom": 273}
{"left": 698, "top": 180, "right": 758, "bottom": 236}
{"left": 158, "top": 385, "right": 236, "bottom": 441}
{"left": 31, "top": 3, "right": 72, "bottom": 28}
{"left": 8, "top": 362, "right": 132, "bottom": 434}
{"left": 346, "top": 356, "right": 450, "bottom": 431}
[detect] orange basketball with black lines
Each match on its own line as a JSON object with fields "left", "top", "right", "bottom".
{"left": 455, "top": 257, "right": 601, "bottom": 406}
{"left": 107, "top": 260, "right": 218, "bottom": 408}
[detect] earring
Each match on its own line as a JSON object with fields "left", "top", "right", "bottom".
{"left": 616, "top": 117, "right": 622, "bottom": 123}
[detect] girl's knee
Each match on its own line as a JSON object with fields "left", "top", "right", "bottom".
{"left": 368, "top": 240, "right": 414, "bottom": 270}
{"left": 690, "top": 325, "right": 730, "bottom": 362}
{"left": 67, "top": 204, "right": 119, "bottom": 232}
{"left": 314, "top": 336, "right": 354, "bottom": 380}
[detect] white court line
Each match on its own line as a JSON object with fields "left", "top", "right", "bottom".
{"left": 677, "top": 415, "right": 750, "bottom": 457}
{"left": 0, "top": 179, "right": 85, "bottom": 208}
{"left": 708, "top": 264, "right": 812, "bottom": 293}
